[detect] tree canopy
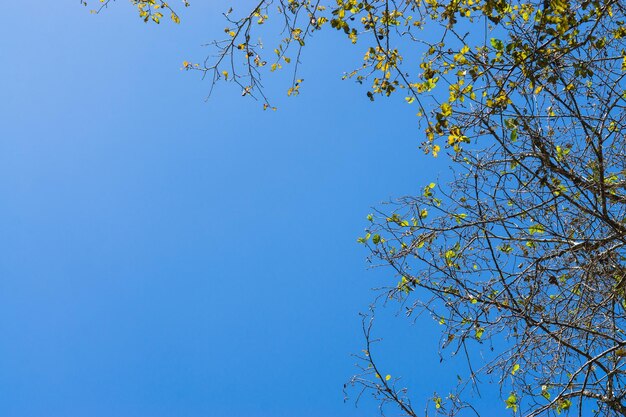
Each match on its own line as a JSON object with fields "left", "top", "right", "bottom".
{"left": 86, "top": 0, "right": 626, "bottom": 416}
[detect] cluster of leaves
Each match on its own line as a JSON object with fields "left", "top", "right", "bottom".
{"left": 184, "top": 0, "right": 328, "bottom": 107}
{"left": 82, "top": 0, "right": 188, "bottom": 24}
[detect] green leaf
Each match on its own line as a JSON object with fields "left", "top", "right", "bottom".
{"left": 490, "top": 38, "right": 504, "bottom": 50}
{"left": 505, "top": 393, "right": 518, "bottom": 412}
{"left": 434, "top": 396, "right": 442, "bottom": 409}
{"left": 475, "top": 327, "right": 485, "bottom": 339}
{"left": 556, "top": 399, "right": 572, "bottom": 414}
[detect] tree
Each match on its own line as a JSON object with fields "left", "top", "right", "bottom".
{"left": 86, "top": 0, "right": 626, "bottom": 416}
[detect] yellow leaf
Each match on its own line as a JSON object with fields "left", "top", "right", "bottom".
{"left": 171, "top": 12, "right": 180, "bottom": 24}
{"left": 385, "top": 374, "right": 391, "bottom": 381}
{"left": 440, "top": 102, "right": 452, "bottom": 117}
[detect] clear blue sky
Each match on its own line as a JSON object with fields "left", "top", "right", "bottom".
{"left": 0, "top": 2, "right": 488, "bottom": 417}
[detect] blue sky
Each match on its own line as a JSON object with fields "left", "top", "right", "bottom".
{"left": 0, "top": 2, "right": 484, "bottom": 416}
